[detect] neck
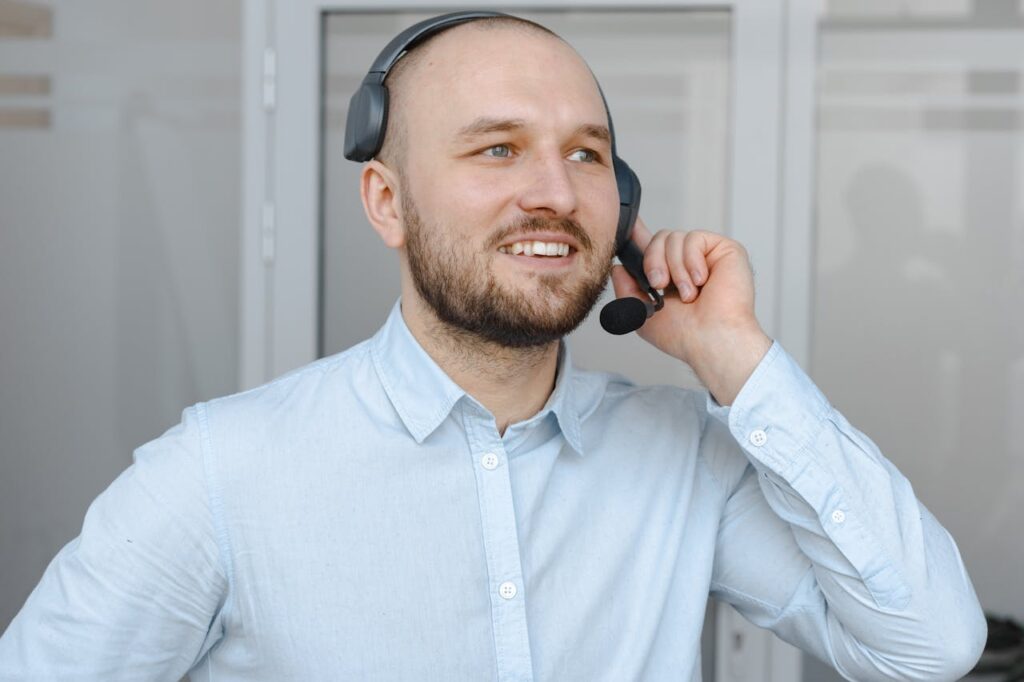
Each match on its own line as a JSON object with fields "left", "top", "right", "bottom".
{"left": 401, "top": 297, "right": 560, "bottom": 436}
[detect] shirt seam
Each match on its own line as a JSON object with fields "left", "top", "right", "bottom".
{"left": 711, "top": 565, "right": 823, "bottom": 620}
{"left": 691, "top": 390, "right": 730, "bottom": 495}
{"left": 195, "top": 401, "right": 237, "bottom": 636}
{"left": 709, "top": 580, "right": 784, "bottom": 616}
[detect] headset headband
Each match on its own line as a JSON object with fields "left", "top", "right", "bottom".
{"left": 344, "top": 10, "right": 618, "bottom": 161}
{"left": 367, "top": 11, "right": 509, "bottom": 79}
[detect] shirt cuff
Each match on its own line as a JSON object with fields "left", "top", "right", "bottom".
{"left": 705, "top": 341, "right": 832, "bottom": 479}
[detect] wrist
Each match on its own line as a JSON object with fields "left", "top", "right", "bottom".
{"left": 685, "top": 320, "right": 772, "bottom": 406}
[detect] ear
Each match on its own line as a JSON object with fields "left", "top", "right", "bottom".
{"left": 360, "top": 160, "right": 405, "bottom": 248}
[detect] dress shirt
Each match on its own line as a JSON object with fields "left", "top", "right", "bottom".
{"left": 0, "top": 299, "right": 986, "bottom": 681}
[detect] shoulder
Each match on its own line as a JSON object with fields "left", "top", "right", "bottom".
{"left": 202, "top": 339, "right": 377, "bottom": 426}
{"left": 573, "top": 365, "right": 748, "bottom": 489}
{"left": 571, "top": 365, "right": 707, "bottom": 457}
{"left": 574, "top": 365, "right": 706, "bottom": 429}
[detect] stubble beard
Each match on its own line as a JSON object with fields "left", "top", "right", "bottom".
{"left": 402, "top": 187, "right": 615, "bottom": 349}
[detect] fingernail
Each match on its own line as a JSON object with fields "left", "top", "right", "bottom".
{"left": 680, "top": 282, "right": 693, "bottom": 299}
{"left": 648, "top": 268, "right": 664, "bottom": 286}
{"left": 691, "top": 269, "right": 702, "bottom": 286}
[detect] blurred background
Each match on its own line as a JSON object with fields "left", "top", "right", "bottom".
{"left": 1, "top": 1, "right": 1022, "bottom": 680}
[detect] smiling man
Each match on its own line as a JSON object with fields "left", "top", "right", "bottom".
{"left": 0, "top": 12, "right": 986, "bottom": 682}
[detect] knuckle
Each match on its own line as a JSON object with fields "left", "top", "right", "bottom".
{"left": 668, "top": 258, "right": 689, "bottom": 280}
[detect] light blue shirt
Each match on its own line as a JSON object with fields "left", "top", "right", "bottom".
{"left": 1, "top": 301, "right": 986, "bottom": 681}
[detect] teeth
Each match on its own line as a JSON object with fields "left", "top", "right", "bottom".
{"left": 498, "top": 240, "right": 572, "bottom": 257}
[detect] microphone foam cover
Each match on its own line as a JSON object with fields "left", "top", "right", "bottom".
{"left": 600, "top": 297, "right": 648, "bottom": 335}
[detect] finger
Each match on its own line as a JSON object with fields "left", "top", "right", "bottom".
{"left": 641, "top": 229, "right": 670, "bottom": 289}
{"left": 629, "top": 216, "right": 654, "bottom": 251}
{"left": 665, "top": 231, "right": 698, "bottom": 302}
{"left": 610, "top": 263, "right": 646, "bottom": 300}
{"left": 683, "top": 230, "right": 713, "bottom": 286}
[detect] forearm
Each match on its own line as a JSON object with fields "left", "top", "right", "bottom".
{"left": 708, "top": 343, "right": 986, "bottom": 680}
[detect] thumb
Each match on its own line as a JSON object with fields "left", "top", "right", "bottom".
{"left": 610, "top": 264, "right": 646, "bottom": 300}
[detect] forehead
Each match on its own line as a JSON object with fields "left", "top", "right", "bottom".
{"left": 401, "top": 24, "right": 608, "bottom": 142}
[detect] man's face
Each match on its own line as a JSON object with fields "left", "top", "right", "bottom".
{"left": 396, "top": 25, "right": 621, "bottom": 348}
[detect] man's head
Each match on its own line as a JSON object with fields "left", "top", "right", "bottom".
{"left": 359, "top": 16, "right": 621, "bottom": 348}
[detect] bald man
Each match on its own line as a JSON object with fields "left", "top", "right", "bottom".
{"left": 0, "top": 14, "right": 985, "bottom": 681}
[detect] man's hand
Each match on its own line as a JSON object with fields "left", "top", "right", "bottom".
{"left": 609, "top": 217, "right": 772, "bottom": 406}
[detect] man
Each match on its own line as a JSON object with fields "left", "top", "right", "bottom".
{"left": 0, "top": 13, "right": 985, "bottom": 681}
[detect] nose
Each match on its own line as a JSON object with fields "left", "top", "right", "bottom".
{"left": 516, "top": 152, "right": 578, "bottom": 218}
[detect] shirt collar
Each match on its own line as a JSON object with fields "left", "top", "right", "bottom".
{"left": 369, "top": 299, "right": 586, "bottom": 456}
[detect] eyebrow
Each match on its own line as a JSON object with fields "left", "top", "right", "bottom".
{"left": 456, "top": 117, "right": 526, "bottom": 139}
{"left": 454, "top": 117, "right": 612, "bottom": 145}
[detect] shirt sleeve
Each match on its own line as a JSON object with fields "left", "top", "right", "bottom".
{"left": 703, "top": 341, "right": 987, "bottom": 681}
{"left": 0, "top": 405, "right": 228, "bottom": 681}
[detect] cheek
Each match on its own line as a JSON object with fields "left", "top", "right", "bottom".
{"left": 419, "top": 167, "right": 514, "bottom": 230}
{"left": 581, "top": 179, "right": 622, "bottom": 241}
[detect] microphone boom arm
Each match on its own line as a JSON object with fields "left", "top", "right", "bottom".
{"left": 617, "top": 239, "right": 664, "bottom": 311}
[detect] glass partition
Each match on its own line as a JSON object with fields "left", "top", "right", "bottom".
{"left": 0, "top": 0, "right": 242, "bottom": 631}
{"left": 807, "top": 2, "right": 1024, "bottom": 679}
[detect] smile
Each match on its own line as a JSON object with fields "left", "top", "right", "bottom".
{"left": 496, "top": 241, "right": 572, "bottom": 257}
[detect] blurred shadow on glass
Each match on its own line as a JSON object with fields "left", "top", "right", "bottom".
{"left": 810, "top": 2, "right": 1024, "bottom": 680}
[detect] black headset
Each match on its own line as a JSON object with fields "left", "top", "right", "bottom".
{"left": 343, "top": 11, "right": 663, "bottom": 334}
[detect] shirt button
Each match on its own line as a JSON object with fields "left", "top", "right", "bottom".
{"left": 481, "top": 452, "right": 500, "bottom": 470}
{"left": 831, "top": 509, "right": 846, "bottom": 524}
{"left": 749, "top": 429, "right": 768, "bottom": 447}
{"left": 498, "top": 581, "right": 518, "bottom": 600}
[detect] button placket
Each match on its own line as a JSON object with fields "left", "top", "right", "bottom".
{"left": 462, "top": 405, "right": 535, "bottom": 680}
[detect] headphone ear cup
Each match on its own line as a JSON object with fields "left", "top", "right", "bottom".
{"left": 612, "top": 156, "right": 642, "bottom": 253}
{"left": 344, "top": 82, "right": 389, "bottom": 162}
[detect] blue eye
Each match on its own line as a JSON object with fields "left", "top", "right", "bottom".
{"left": 569, "top": 148, "right": 598, "bottom": 163}
{"left": 483, "top": 145, "right": 511, "bottom": 158}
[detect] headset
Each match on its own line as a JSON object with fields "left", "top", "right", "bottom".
{"left": 343, "top": 11, "right": 664, "bottom": 334}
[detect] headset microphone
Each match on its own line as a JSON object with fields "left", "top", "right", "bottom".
{"left": 599, "top": 239, "right": 664, "bottom": 335}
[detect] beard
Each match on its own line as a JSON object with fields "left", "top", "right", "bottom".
{"left": 402, "top": 188, "right": 615, "bottom": 349}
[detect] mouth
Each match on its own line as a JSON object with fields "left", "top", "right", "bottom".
{"left": 497, "top": 239, "right": 573, "bottom": 258}
{"left": 493, "top": 238, "right": 577, "bottom": 270}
